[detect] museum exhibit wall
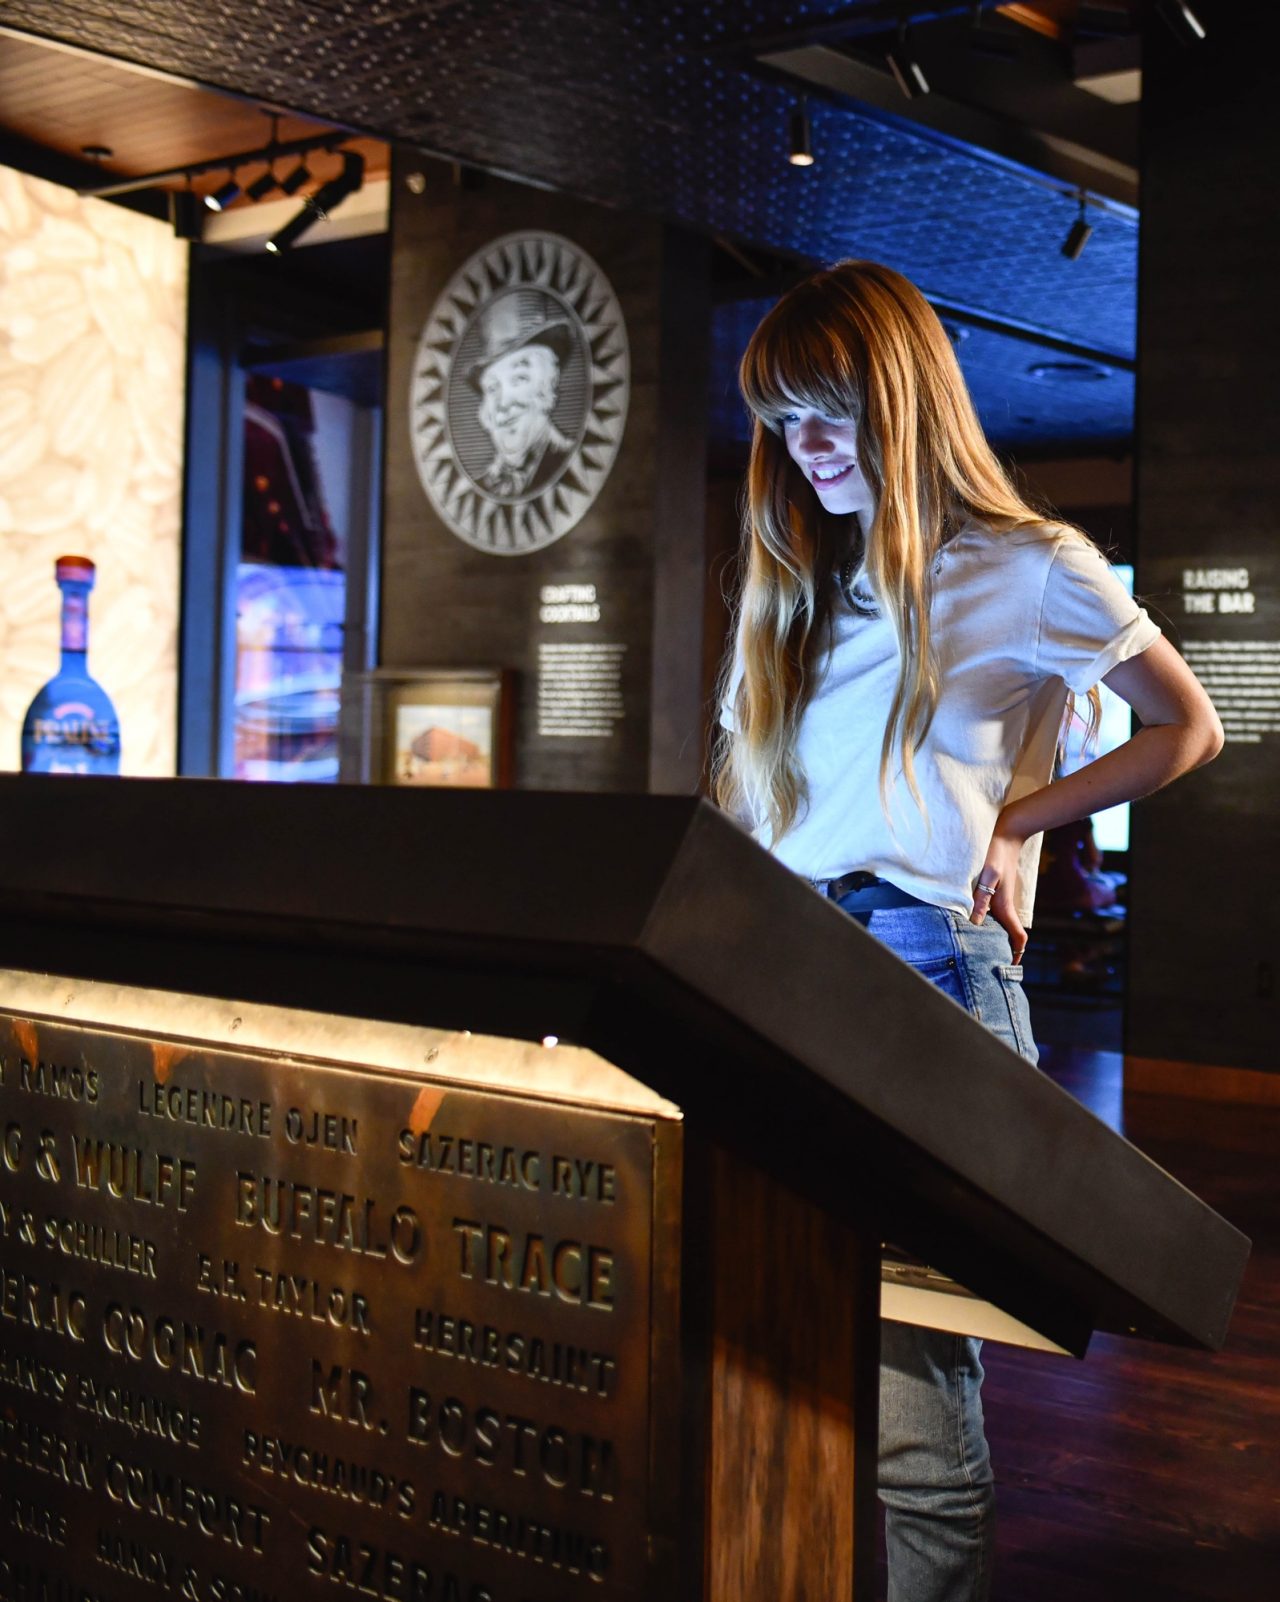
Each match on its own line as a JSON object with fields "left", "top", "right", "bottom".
{"left": 1128, "top": 0, "right": 1280, "bottom": 1073}
{"left": 0, "top": 165, "right": 186, "bottom": 776}
{"left": 380, "top": 154, "right": 709, "bottom": 795}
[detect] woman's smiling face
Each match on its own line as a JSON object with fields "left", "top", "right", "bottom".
{"left": 780, "top": 404, "right": 876, "bottom": 523}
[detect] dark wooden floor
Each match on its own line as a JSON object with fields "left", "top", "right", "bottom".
{"left": 978, "top": 1042, "right": 1280, "bottom": 1602}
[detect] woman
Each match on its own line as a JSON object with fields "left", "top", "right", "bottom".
{"left": 714, "top": 260, "right": 1222, "bottom": 1602}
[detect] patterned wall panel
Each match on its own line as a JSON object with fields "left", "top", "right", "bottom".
{"left": 0, "top": 166, "right": 185, "bottom": 774}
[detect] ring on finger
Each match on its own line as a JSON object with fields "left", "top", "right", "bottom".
{"left": 976, "top": 880, "right": 998, "bottom": 896}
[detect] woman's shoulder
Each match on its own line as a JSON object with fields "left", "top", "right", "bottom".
{"left": 954, "top": 515, "right": 1093, "bottom": 550}
{"left": 941, "top": 518, "right": 1086, "bottom": 592}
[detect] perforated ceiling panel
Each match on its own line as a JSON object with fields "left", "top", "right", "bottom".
{"left": 3, "top": 1, "right": 1137, "bottom": 447}
{"left": 713, "top": 296, "right": 1135, "bottom": 455}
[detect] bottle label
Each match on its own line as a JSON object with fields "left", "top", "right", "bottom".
{"left": 25, "top": 700, "right": 120, "bottom": 774}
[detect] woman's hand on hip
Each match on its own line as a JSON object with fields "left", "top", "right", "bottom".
{"left": 972, "top": 820, "right": 1027, "bottom": 961}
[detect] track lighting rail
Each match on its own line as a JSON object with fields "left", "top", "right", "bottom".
{"left": 77, "top": 131, "right": 348, "bottom": 199}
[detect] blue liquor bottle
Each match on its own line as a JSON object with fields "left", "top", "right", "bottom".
{"left": 21, "top": 555, "right": 121, "bottom": 775}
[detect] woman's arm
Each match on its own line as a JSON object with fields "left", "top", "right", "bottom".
{"left": 974, "top": 636, "right": 1224, "bottom": 955}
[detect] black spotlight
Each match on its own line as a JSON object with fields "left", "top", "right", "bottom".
{"left": 245, "top": 168, "right": 278, "bottom": 203}
{"left": 1156, "top": 0, "right": 1206, "bottom": 43}
{"left": 887, "top": 25, "right": 930, "bottom": 98}
{"left": 309, "top": 150, "right": 366, "bottom": 217}
{"left": 266, "top": 150, "right": 365, "bottom": 254}
{"left": 1061, "top": 193, "right": 1093, "bottom": 261}
{"left": 204, "top": 176, "right": 241, "bottom": 213}
{"left": 788, "top": 98, "right": 814, "bottom": 167}
{"left": 278, "top": 160, "right": 311, "bottom": 197}
{"left": 265, "top": 207, "right": 317, "bottom": 255}
{"left": 168, "top": 189, "right": 203, "bottom": 242}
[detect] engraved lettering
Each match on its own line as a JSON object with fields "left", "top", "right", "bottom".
{"left": 35, "top": 1130, "right": 60, "bottom": 1182}
{"left": 235, "top": 1174, "right": 420, "bottom": 1263}
{"left": 104, "top": 1454, "right": 270, "bottom": 1551}
{"left": 451, "top": 1218, "right": 615, "bottom": 1309}
{"left": 550, "top": 1154, "right": 617, "bottom": 1201}
{"left": 0, "top": 1268, "right": 88, "bottom": 1341}
{"left": 102, "top": 1303, "right": 256, "bottom": 1393}
{"left": 304, "top": 1526, "right": 491, "bottom": 1602}
{"left": 284, "top": 1106, "right": 359, "bottom": 1153}
{"left": 309, "top": 1361, "right": 387, "bottom": 1434}
{"left": 411, "top": 1306, "right": 617, "bottom": 1397}
{"left": 19, "top": 1056, "right": 98, "bottom": 1103}
{"left": 3, "top": 1123, "right": 22, "bottom": 1171}
{"left": 427, "top": 1488, "right": 609, "bottom": 1581}
{"left": 73, "top": 1373, "right": 203, "bottom": 1450}
{"left": 196, "top": 1253, "right": 249, "bottom": 1302}
{"left": 40, "top": 1214, "right": 158, "bottom": 1278}
{"left": 206, "top": 1574, "right": 279, "bottom": 1602}
{"left": 10, "top": 1496, "right": 68, "bottom": 1547}
{"left": 137, "top": 1078, "right": 271, "bottom": 1138}
{"left": 397, "top": 1130, "right": 542, "bottom": 1192}
{"left": 407, "top": 1390, "right": 617, "bottom": 1499}
{"left": 0, "top": 1348, "right": 69, "bottom": 1402}
{"left": 94, "top": 1526, "right": 174, "bottom": 1584}
{"left": 241, "top": 1428, "right": 415, "bottom": 1517}
{"left": 236, "top": 1264, "right": 372, "bottom": 1332}
{"left": 71, "top": 1138, "right": 196, "bottom": 1211}
{"left": 0, "top": 1415, "right": 94, "bottom": 1489}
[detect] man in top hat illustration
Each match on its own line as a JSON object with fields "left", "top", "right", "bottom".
{"left": 468, "top": 291, "right": 576, "bottom": 499}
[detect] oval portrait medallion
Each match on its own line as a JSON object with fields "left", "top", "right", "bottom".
{"left": 409, "top": 231, "right": 630, "bottom": 556}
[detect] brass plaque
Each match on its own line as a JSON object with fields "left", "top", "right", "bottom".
{"left": 0, "top": 1010, "right": 675, "bottom": 1602}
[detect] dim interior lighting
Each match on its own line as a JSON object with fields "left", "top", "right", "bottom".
{"left": 1156, "top": 0, "right": 1206, "bottom": 43}
{"left": 265, "top": 149, "right": 364, "bottom": 255}
{"left": 541, "top": 1035, "right": 559, "bottom": 1049}
{"left": 204, "top": 175, "right": 242, "bottom": 213}
{"left": 1061, "top": 191, "right": 1092, "bottom": 260}
{"left": 788, "top": 97, "right": 814, "bottom": 166}
{"left": 887, "top": 24, "right": 930, "bottom": 98}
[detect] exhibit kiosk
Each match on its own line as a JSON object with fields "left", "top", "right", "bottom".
{"left": 0, "top": 777, "right": 1248, "bottom": 1601}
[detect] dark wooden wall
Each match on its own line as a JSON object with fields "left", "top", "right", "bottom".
{"left": 381, "top": 155, "right": 709, "bottom": 795}
{"left": 1127, "top": 3, "right": 1280, "bottom": 1073}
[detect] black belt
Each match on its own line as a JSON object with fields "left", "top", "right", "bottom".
{"left": 817, "top": 870, "right": 930, "bottom": 911}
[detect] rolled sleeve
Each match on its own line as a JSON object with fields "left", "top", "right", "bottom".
{"left": 1035, "top": 538, "right": 1162, "bottom": 694}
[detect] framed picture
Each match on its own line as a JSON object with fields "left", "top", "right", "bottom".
{"left": 372, "top": 669, "right": 512, "bottom": 788}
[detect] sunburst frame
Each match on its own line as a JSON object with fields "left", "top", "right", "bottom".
{"left": 409, "top": 232, "right": 630, "bottom": 556}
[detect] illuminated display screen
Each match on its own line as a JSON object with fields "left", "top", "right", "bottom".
{"left": 1059, "top": 562, "right": 1134, "bottom": 854}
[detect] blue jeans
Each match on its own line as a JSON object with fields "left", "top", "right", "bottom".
{"left": 834, "top": 898, "right": 1039, "bottom": 1602}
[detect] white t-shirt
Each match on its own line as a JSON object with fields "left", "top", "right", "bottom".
{"left": 723, "top": 524, "right": 1160, "bottom": 927}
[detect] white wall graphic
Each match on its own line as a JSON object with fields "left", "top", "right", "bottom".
{"left": 410, "top": 232, "right": 629, "bottom": 556}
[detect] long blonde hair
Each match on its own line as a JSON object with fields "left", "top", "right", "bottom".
{"left": 714, "top": 259, "right": 1092, "bottom": 837}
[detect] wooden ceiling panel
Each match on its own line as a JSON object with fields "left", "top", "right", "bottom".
{"left": 0, "top": 28, "right": 388, "bottom": 204}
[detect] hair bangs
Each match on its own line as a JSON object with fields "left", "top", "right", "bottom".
{"left": 740, "top": 290, "right": 864, "bottom": 431}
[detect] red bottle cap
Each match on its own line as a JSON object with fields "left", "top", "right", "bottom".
{"left": 55, "top": 555, "right": 96, "bottom": 583}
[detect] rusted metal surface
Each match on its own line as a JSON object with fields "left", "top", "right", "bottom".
{"left": 0, "top": 1008, "right": 679, "bottom": 1601}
